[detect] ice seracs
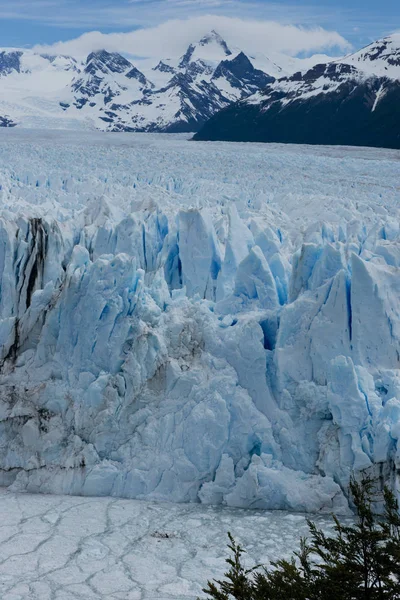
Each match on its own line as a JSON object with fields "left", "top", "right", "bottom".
{"left": 0, "top": 132, "right": 399, "bottom": 512}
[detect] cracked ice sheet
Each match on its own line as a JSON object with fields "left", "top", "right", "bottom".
{"left": 0, "top": 489, "right": 340, "bottom": 600}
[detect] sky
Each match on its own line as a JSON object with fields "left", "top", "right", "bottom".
{"left": 0, "top": 0, "right": 399, "bottom": 58}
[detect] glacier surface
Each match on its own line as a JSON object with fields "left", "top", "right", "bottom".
{"left": 0, "top": 129, "right": 399, "bottom": 512}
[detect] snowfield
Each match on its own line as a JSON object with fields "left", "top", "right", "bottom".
{"left": 0, "top": 130, "right": 399, "bottom": 515}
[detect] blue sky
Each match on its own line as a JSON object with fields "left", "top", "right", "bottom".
{"left": 0, "top": 0, "right": 399, "bottom": 55}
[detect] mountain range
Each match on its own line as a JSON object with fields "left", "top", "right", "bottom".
{"left": 194, "top": 34, "right": 400, "bottom": 149}
{"left": 1, "top": 30, "right": 399, "bottom": 148}
{"left": 0, "top": 31, "right": 277, "bottom": 132}
{"left": 0, "top": 30, "right": 337, "bottom": 133}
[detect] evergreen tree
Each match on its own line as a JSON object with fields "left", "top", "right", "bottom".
{"left": 200, "top": 477, "right": 400, "bottom": 600}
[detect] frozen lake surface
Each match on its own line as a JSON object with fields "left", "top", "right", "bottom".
{"left": 0, "top": 490, "right": 334, "bottom": 600}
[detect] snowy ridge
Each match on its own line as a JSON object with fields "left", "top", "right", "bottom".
{"left": 195, "top": 33, "right": 400, "bottom": 148}
{"left": 269, "top": 32, "right": 400, "bottom": 101}
{"left": 245, "top": 62, "right": 367, "bottom": 106}
{"left": 0, "top": 131, "right": 399, "bottom": 512}
{"left": 341, "top": 33, "right": 400, "bottom": 79}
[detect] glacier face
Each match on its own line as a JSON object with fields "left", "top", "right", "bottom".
{"left": 0, "top": 130, "right": 400, "bottom": 513}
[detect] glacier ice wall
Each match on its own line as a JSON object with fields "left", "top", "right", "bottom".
{"left": 0, "top": 132, "right": 400, "bottom": 513}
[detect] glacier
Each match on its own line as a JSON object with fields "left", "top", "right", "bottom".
{"left": 0, "top": 129, "right": 399, "bottom": 513}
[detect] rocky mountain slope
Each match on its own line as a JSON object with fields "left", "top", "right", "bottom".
{"left": 0, "top": 31, "right": 277, "bottom": 132}
{"left": 194, "top": 34, "right": 400, "bottom": 149}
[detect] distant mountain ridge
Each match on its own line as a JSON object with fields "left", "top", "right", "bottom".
{"left": 0, "top": 31, "right": 280, "bottom": 132}
{"left": 194, "top": 34, "right": 400, "bottom": 149}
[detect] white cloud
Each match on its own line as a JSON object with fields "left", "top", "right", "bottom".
{"left": 32, "top": 14, "right": 351, "bottom": 59}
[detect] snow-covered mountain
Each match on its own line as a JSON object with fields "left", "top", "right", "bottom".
{"left": 59, "top": 49, "right": 155, "bottom": 129}
{"left": 195, "top": 34, "right": 400, "bottom": 149}
{"left": 0, "top": 31, "right": 277, "bottom": 132}
{"left": 342, "top": 33, "right": 400, "bottom": 78}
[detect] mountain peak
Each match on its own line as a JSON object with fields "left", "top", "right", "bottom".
{"left": 179, "top": 31, "right": 233, "bottom": 68}
{"left": 86, "top": 49, "right": 112, "bottom": 65}
{"left": 341, "top": 34, "right": 400, "bottom": 78}
{"left": 198, "top": 30, "right": 232, "bottom": 54}
{"left": 85, "top": 50, "right": 133, "bottom": 75}
{"left": 213, "top": 51, "right": 275, "bottom": 95}
{"left": 0, "top": 50, "right": 23, "bottom": 76}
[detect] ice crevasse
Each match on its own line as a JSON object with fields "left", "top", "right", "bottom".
{"left": 1, "top": 169, "right": 400, "bottom": 513}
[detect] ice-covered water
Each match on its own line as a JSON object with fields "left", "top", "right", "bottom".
{"left": 0, "top": 489, "right": 336, "bottom": 600}
{"left": 0, "top": 130, "right": 399, "bottom": 513}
